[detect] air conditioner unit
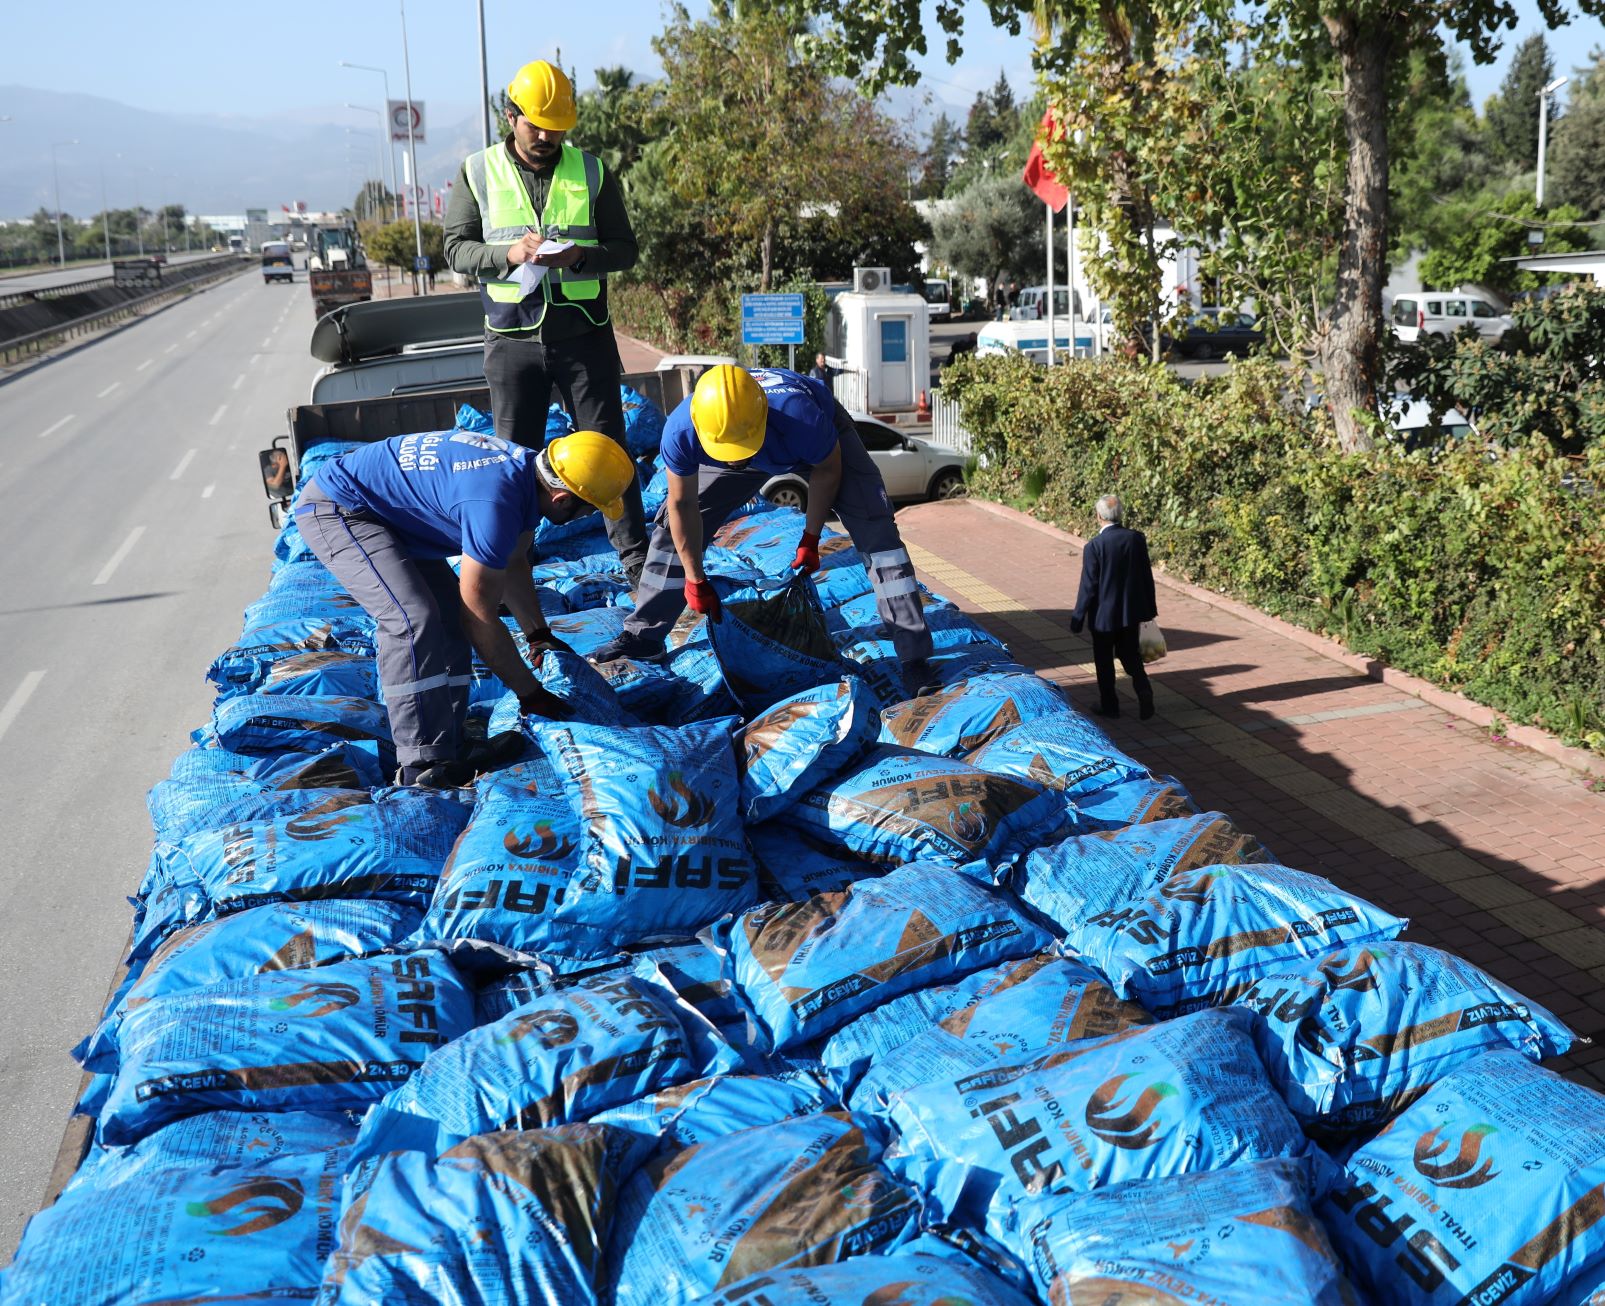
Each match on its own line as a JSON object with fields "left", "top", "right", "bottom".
{"left": 853, "top": 266, "right": 891, "bottom": 294}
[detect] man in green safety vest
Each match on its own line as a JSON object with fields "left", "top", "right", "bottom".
{"left": 444, "top": 58, "right": 648, "bottom": 586}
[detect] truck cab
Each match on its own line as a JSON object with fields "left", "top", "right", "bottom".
{"left": 260, "top": 242, "right": 295, "bottom": 284}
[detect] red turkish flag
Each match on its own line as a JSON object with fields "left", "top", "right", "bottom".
{"left": 1022, "top": 109, "right": 1069, "bottom": 212}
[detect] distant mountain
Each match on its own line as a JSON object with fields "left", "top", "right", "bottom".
{"left": 0, "top": 85, "right": 483, "bottom": 219}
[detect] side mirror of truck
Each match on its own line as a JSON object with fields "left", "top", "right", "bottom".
{"left": 268, "top": 500, "right": 287, "bottom": 530}
{"left": 259, "top": 447, "right": 294, "bottom": 500}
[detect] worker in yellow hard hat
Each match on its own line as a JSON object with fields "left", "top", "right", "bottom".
{"left": 296, "top": 429, "right": 635, "bottom": 787}
{"left": 443, "top": 59, "right": 649, "bottom": 587}
{"left": 589, "top": 365, "right": 938, "bottom": 697}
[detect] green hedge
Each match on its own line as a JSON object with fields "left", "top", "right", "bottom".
{"left": 942, "top": 353, "right": 1605, "bottom": 753}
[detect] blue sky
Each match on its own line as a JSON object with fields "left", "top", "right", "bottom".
{"left": 2, "top": 0, "right": 1601, "bottom": 127}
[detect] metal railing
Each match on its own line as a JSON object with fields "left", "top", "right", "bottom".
{"left": 1, "top": 258, "right": 248, "bottom": 366}
{"left": 830, "top": 368, "right": 867, "bottom": 413}
{"left": 929, "top": 387, "right": 974, "bottom": 454}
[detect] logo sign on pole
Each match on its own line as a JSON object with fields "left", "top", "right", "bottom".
{"left": 414, "top": 255, "right": 431, "bottom": 272}
{"left": 740, "top": 293, "right": 806, "bottom": 346}
{"left": 388, "top": 100, "right": 426, "bottom": 143}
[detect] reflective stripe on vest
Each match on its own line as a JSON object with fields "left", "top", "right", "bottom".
{"left": 465, "top": 141, "right": 606, "bottom": 332}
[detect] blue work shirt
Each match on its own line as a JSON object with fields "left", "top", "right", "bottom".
{"left": 311, "top": 431, "right": 542, "bottom": 569}
{"left": 660, "top": 367, "right": 838, "bottom": 477}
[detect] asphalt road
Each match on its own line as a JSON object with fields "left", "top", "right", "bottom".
{"left": 0, "top": 251, "right": 226, "bottom": 296}
{"left": 0, "top": 264, "right": 318, "bottom": 1255}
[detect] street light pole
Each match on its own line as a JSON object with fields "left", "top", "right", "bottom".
{"left": 346, "top": 105, "right": 388, "bottom": 218}
{"left": 50, "top": 139, "right": 78, "bottom": 267}
{"left": 1536, "top": 75, "right": 1568, "bottom": 208}
{"left": 341, "top": 61, "right": 400, "bottom": 222}
{"left": 476, "top": 0, "right": 492, "bottom": 151}
{"left": 399, "top": 0, "right": 425, "bottom": 290}
{"left": 100, "top": 161, "right": 112, "bottom": 261}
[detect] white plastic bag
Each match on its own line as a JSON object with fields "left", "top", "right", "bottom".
{"left": 1138, "top": 619, "right": 1167, "bottom": 663}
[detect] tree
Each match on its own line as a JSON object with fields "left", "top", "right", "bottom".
{"left": 929, "top": 172, "right": 1045, "bottom": 303}
{"left": 644, "top": 3, "right": 918, "bottom": 291}
{"left": 1548, "top": 49, "right": 1605, "bottom": 216}
{"left": 1484, "top": 33, "right": 1556, "bottom": 169}
{"left": 794, "top": 0, "right": 1605, "bottom": 452}
{"left": 917, "top": 112, "right": 962, "bottom": 198}
{"left": 1389, "top": 49, "right": 1495, "bottom": 261}
{"left": 1418, "top": 190, "right": 1588, "bottom": 293}
{"left": 571, "top": 66, "right": 653, "bottom": 176}
{"left": 352, "top": 180, "right": 394, "bottom": 223}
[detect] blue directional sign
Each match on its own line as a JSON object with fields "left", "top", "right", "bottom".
{"left": 414, "top": 255, "right": 431, "bottom": 272}
{"left": 741, "top": 292, "right": 806, "bottom": 346}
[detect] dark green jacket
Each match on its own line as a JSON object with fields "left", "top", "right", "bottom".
{"left": 443, "top": 136, "right": 638, "bottom": 342}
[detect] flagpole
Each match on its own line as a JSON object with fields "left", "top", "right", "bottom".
{"left": 1045, "top": 202, "right": 1056, "bottom": 367}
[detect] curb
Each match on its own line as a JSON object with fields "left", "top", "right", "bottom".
{"left": 963, "top": 497, "right": 1604, "bottom": 781}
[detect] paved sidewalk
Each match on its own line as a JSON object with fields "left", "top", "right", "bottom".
{"left": 896, "top": 498, "right": 1605, "bottom": 1089}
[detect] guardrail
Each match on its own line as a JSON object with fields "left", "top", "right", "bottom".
{"left": 0, "top": 257, "right": 248, "bottom": 366}
{"left": 0, "top": 275, "right": 118, "bottom": 312}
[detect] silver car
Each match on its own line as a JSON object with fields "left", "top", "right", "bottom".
{"left": 761, "top": 412, "right": 966, "bottom": 511}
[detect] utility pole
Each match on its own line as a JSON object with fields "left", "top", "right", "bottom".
{"left": 100, "top": 161, "right": 112, "bottom": 261}
{"left": 51, "top": 140, "right": 78, "bottom": 267}
{"left": 476, "top": 0, "right": 492, "bottom": 151}
{"left": 1536, "top": 76, "right": 1568, "bottom": 208}
{"left": 399, "top": 0, "right": 425, "bottom": 291}
{"left": 341, "top": 60, "right": 400, "bottom": 222}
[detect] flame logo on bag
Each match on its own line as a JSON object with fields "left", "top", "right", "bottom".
{"left": 1085, "top": 1074, "right": 1176, "bottom": 1149}
{"left": 185, "top": 1177, "right": 305, "bottom": 1236}
{"left": 647, "top": 772, "right": 715, "bottom": 828}
{"left": 504, "top": 821, "right": 576, "bottom": 861}
{"left": 267, "top": 980, "right": 361, "bottom": 1017}
{"left": 284, "top": 810, "right": 360, "bottom": 841}
{"left": 495, "top": 1008, "right": 579, "bottom": 1049}
{"left": 948, "top": 801, "right": 988, "bottom": 844}
{"left": 1413, "top": 1124, "right": 1500, "bottom": 1189}
{"left": 1158, "top": 868, "right": 1218, "bottom": 903}
{"left": 1317, "top": 949, "right": 1380, "bottom": 993}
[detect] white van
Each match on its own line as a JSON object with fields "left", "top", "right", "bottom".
{"left": 976, "top": 319, "right": 1089, "bottom": 363}
{"left": 1009, "top": 285, "right": 1082, "bottom": 323}
{"left": 1390, "top": 291, "right": 1513, "bottom": 346}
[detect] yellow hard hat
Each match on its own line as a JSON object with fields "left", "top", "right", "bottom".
{"left": 508, "top": 60, "right": 576, "bottom": 132}
{"left": 545, "top": 431, "right": 634, "bottom": 520}
{"left": 691, "top": 365, "right": 768, "bottom": 463}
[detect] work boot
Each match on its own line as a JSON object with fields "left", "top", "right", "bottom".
{"left": 903, "top": 659, "right": 943, "bottom": 699}
{"left": 1138, "top": 692, "right": 1156, "bottom": 721}
{"left": 1094, "top": 701, "right": 1120, "bottom": 720}
{"left": 588, "top": 630, "right": 668, "bottom": 665}
{"left": 396, "top": 759, "right": 477, "bottom": 789}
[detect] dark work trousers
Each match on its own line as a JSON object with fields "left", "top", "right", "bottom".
{"left": 296, "top": 485, "right": 471, "bottom": 768}
{"left": 482, "top": 325, "right": 648, "bottom": 581}
{"left": 623, "top": 404, "right": 935, "bottom": 665}
{"left": 1091, "top": 624, "right": 1152, "bottom": 713}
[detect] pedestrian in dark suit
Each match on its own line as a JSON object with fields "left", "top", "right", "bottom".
{"left": 1069, "top": 494, "right": 1157, "bottom": 719}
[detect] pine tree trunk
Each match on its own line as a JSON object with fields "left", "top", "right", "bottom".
{"left": 1319, "top": 14, "right": 1391, "bottom": 453}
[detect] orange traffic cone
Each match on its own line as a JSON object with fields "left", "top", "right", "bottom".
{"left": 916, "top": 388, "right": 931, "bottom": 421}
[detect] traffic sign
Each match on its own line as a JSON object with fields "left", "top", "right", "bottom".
{"left": 741, "top": 292, "right": 805, "bottom": 346}
{"left": 388, "top": 99, "right": 426, "bottom": 143}
{"left": 414, "top": 255, "right": 431, "bottom": 272}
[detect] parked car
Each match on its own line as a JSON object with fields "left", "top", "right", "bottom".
{"left": 1172, "top": 307, "right": 1265, "bottom": 359}
{"left": 1009, "top": 285, "right": 1081, "bottom": 323}
{"left": 1390, "top": 291, "right": 1513, "bottom": 346}
{"left": 760, "top": 412, "right": 965, "bottom": 510}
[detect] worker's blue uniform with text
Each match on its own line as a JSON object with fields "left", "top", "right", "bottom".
{"left": 296, "top": 431, "right": 546, "bottom": 771}
{"left": 621, "top": 367, "right": 933, "bottom": 670}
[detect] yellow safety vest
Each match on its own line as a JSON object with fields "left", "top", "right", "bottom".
{"left": 465, "top": 141, "right": 605, "bottom": 332}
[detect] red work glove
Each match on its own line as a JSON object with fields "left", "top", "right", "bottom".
{"left": 685, "top": 578, "right": 722, "bottom": 624}
{"left": 791, "top": 531, "right": 821, "bottom": 574}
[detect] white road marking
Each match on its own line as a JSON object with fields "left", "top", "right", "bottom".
{"left": 37, "top": 414, "right": 74, "bottom": 440}
{"left": 93, "top": 526, "right": 145, "bottom": 586}
{"left": 232, "top": 373, "right": 245, "bottom": 391}
{"left": 186, "top": 329, "right": 197, "bottom": 339}
{"left": 170, "top": 448, "right": 198, "bottom": 480}
{"left": 136, "top": 358, "right": 153, "bottom": 372}
{"left": 0, "top": 671, "right": 46, "bottom": 746}
{"left": 208, "top": 403, "right": 228, "bottom": 426}
{"left": 201, "top": 483, "right": 216, "bottom": 499}
{"left": 261, "top": 336, "right": 273, "bottom": 349}
{"left": 96, "top": 382, "right": 120, "bottom": 398}
{"left": 165, "top": 343, "right": 179, "bottom": 354}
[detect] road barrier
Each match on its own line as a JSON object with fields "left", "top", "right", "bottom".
{"left": 929, "top": 387, "right": 974, "bottom": 454}
{"left": 0, "top": 255, "right": 249, "bottom": 366}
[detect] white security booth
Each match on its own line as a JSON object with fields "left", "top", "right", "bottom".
{"left": 824, "top": 267, "right": 931, "bottom": 415}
